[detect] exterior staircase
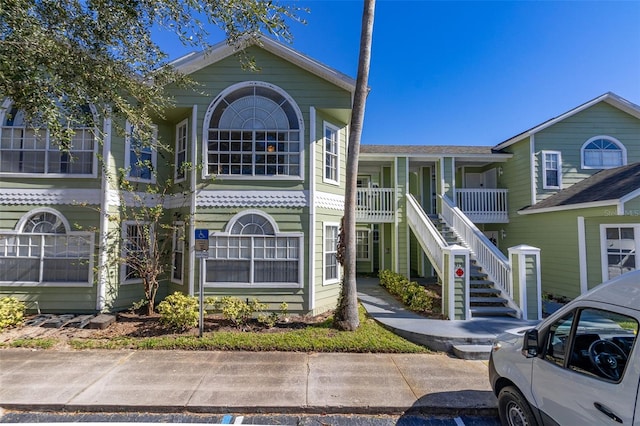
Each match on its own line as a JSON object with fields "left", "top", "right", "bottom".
{"left": 428, "top": 215, "right": 518, "bottom": 318}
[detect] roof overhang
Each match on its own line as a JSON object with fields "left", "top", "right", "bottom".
{"left": 168, "top": 37, "right": 356, "bottom": 94}
{"left": 494, "top": 92, "right": 640, "bottom": 151}
{"left": 518, "top": 199, "right": 619, "bottom": 215}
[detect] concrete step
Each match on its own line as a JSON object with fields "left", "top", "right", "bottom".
{"left": 470, "top": 279, "right": 494, "bottom": 286}
{"left": 470, "top": 296, "right": 508, "bottom": 304}
{"left": 469, "top": 287, "right": 502, "bottom": 295}
{"left": 471, "top": 306, "right": 518, "bottom": 316}
{"left": 452, "top": 344, "right": 492, "bottom": 360}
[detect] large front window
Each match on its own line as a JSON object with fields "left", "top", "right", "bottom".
{"left": 206, "top": 83, "right": 302, "bottom": 178}
{"left": 0, "top": 107, "right": 96, "bottom": 176}
{"left": 0, "top": 209, "right": 93, "bottom": 285}
{"left": 206, "top": 212, "right": 302, "bottom": 287}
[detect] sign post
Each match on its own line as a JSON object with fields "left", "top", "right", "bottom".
{"left": 194, "top": 229, "right": 209, "bottom": 337}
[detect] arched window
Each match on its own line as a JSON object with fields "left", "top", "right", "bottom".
{"left": 206, "top": 211, "right": 302, "bottom": 287}
{"left": 0, "top": 209, "right": 93, "bottom": 285}
{"left": 581, "top": 136, "right": 626, "bottom": 169}
{"left": 205, "top": 82, "right": 303, "bottom": 178}
{"left": 0, "top": 103, "right": 96, "bottom": 176}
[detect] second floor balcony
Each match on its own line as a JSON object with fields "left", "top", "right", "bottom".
{"left": 455, "top": 188, "right": 509, "bottom": 223}
{"left": 355, "top": 187, "right": 509, "bottom": 224}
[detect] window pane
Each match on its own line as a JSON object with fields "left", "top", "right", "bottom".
{"left": 568, "top": 308, "right": 638, "bottom": 382}
{"left": 254, "top": 260, "right": 298, "bottom": 283}
{"left": 206, "top": 260, "right": 250, "bottom": 282}
{"left": 544, "top": 312, "right": 575, "bottom": 366}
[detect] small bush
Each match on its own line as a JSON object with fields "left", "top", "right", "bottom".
{"left": 0, "top": 297, "right": 26, "bottom": 330}
{"left": 378, "top": 270, "right": 436, "bottom": 313}
{"left": 157, "top": 292, "right": 200, "bottom": 331}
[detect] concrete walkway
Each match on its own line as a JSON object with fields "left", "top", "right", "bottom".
{"left": 357, "top": 277, "right": 538, "bottom": 357}
{"left": 0, "top": 277, "right": 536, "bottom": 416}
{"left": 0, "top": 350, "right": 496, "bottom": 416}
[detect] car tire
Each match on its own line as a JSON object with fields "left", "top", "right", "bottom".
{"left": 498, "top": 386, "right": 538, "bottom": 426}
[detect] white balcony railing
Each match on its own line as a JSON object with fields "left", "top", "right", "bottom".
{"left": 355, "top": 188, "right": 395, "bottom": 223}
{"left": 456, "top": 189, "right": 509, "bottom": 223}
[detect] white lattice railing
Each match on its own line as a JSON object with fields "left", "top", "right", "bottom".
{"left": 440, "top": 195, "right": 513, "bottom": 299}
{"left": 355, "top": 188, "right": 396, "bottom": 223}
{"left": 405, "top": 194, "right": 448, "bottom": 277}
{"left": 456, "top": 189, "right": 509, "bottom": 223}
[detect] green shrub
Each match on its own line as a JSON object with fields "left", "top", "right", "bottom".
{"left": 157, "top": 292, "right": 200, "bottom": 331}
{"left": 0, "top": 297, "right": 26, "bottom": 330}
{"left": 378, "top": 270, "right": 437, "bottom": 313}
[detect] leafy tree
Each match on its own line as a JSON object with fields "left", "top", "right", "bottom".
{"left": 0, "top": 0, "right": 303, "bottom": 140}
{"left": 334, "top": 0, "right": 375, "bottom": 331}
{"left": 1, "top": 0, "right": 302, "bottom": 314}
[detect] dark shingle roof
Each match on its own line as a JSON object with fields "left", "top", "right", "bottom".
{"left": 524, "top": 162, "right": 640, "bottom": 211}
{"left": 360, "top": 145, "right": 495, "bottom": 155}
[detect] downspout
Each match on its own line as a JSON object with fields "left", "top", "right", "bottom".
{"left": 96, "top": 117, "right": 112, "bottom": 311}
{"left": 394, "top": 157, "right": 399, "bottom": 272}
{"left": 577, "top": 216, "right": 588, "bottom": 294}
{"left": 530, "top": 134, "right": 536, "bottom": 207}
{"left": 405, "top": 157, "right": 410, "bottom": 278}
{"left": 308, "top": 107, "right": 316, "bottom": 311}
{"left": 188, "top": 105, "right": 198, "bottom": 296}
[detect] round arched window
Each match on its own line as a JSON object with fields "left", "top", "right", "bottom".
{"left": 206, "top": 83, "right": 302, "bottom": 177}
{"left": 581, "top": 136, "right": 626, "bottom": 169}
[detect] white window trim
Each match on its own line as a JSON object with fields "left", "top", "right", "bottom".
{"left": 541, "top": 150, "right": 562, "bottom": 190}
{"left": 125, "top": 121, "right": 158, "bottom": 184}
{"left": 356, "top": 228, "right": 371, "bottom": 261}
{"left": 205, "top": 210, "right": 304, "bottom": 288}
{"left": 120, "top": 221, "right": 153, "bottom": 285}
{"left": 171, "top": 221, "right": 185, "bottom": 285}
{"left": 323, "top": 122, "right": 340, "bottom": 185}
{"left": 0, "top": 101, "right": 99, "bottom": 178}
{"left": 201, "top": 81, "right": 305, "bottom": 182}
{"left": 0, "top": 208, "right": 94, "bottom": 287}
{"left": 174, "top": 119, "right": 188, "bottom": 183}
{"left": 323, "top": 222, "right": 341, "bottom": 285}
{"left": 581, "top": 135, "right": 627, "bottom": 170}
{"left": 599, "top": 224, "right": 640, "bottom": 283}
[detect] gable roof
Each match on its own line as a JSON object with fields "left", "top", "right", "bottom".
{"left": 520, "top": 162, "right": 640, "bottom": 214}
{"left": 168, "top": 37, "right": 356, "bottom": 94}
{"left": 494, "top": 92, "right": 640, "bottom": 151}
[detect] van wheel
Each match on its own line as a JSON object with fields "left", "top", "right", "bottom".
{"left": 498, "top": 386, "right": 538, "bottom": 426}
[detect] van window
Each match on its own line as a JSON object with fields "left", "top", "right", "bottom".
{"left": 567, "top": 308, "right": 637, "bottom": 382}
{"left": 544, "top": 312, "right": 575, "bottom": 367}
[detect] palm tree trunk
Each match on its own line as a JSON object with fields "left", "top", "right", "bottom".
{"left": 334, "top": 0, "right": 375, "bottom": 331}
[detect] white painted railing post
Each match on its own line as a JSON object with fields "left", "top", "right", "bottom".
{"left": 508, "top": 245, "right": 542, "bottom": 320}
{"left": 442, "top": 245, "right": 470, "bottom": 320}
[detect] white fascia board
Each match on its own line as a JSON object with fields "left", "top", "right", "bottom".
{"left": 170, "top": 38, "right": 356, "bottom": 94}
{"left": 620, "top": 187, "right": 640, "bottom": 204}
{"left": 494, "top": 92, "right": 640, "bottom": 151}
{"left": 517, "top": 200, "right": 619, "bottom": 215}
{"left": 358, "top": 153, "right": 512, "bottom": 162}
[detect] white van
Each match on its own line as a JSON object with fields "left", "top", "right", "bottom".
{"left": 489, "top": 270, "right": 640, "bottom": 426}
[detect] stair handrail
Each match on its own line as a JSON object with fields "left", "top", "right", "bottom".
{"left": 405, "top": 194, "right": 448, "bottom": 277}
{"left": 439, "top": 195, "right": 513, "bottom": 298}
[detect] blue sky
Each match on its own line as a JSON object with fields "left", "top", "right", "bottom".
{"left": 160, "top": 1, "right": 640, "bottom": 147}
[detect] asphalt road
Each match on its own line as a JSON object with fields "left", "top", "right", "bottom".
{"left": 0, "top": 411, "right": 501, "bottom": 426}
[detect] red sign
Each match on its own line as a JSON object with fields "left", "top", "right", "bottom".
{"left": 455, "top": 268, "right": 465, "bottom": 277}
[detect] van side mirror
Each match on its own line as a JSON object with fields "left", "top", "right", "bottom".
{"left": 522, "top": 329, "right": 539, "bottom": 358}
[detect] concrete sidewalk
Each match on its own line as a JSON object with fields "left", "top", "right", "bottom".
{"left": 0, "top": 349, "right": 495, "bottom": 415}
